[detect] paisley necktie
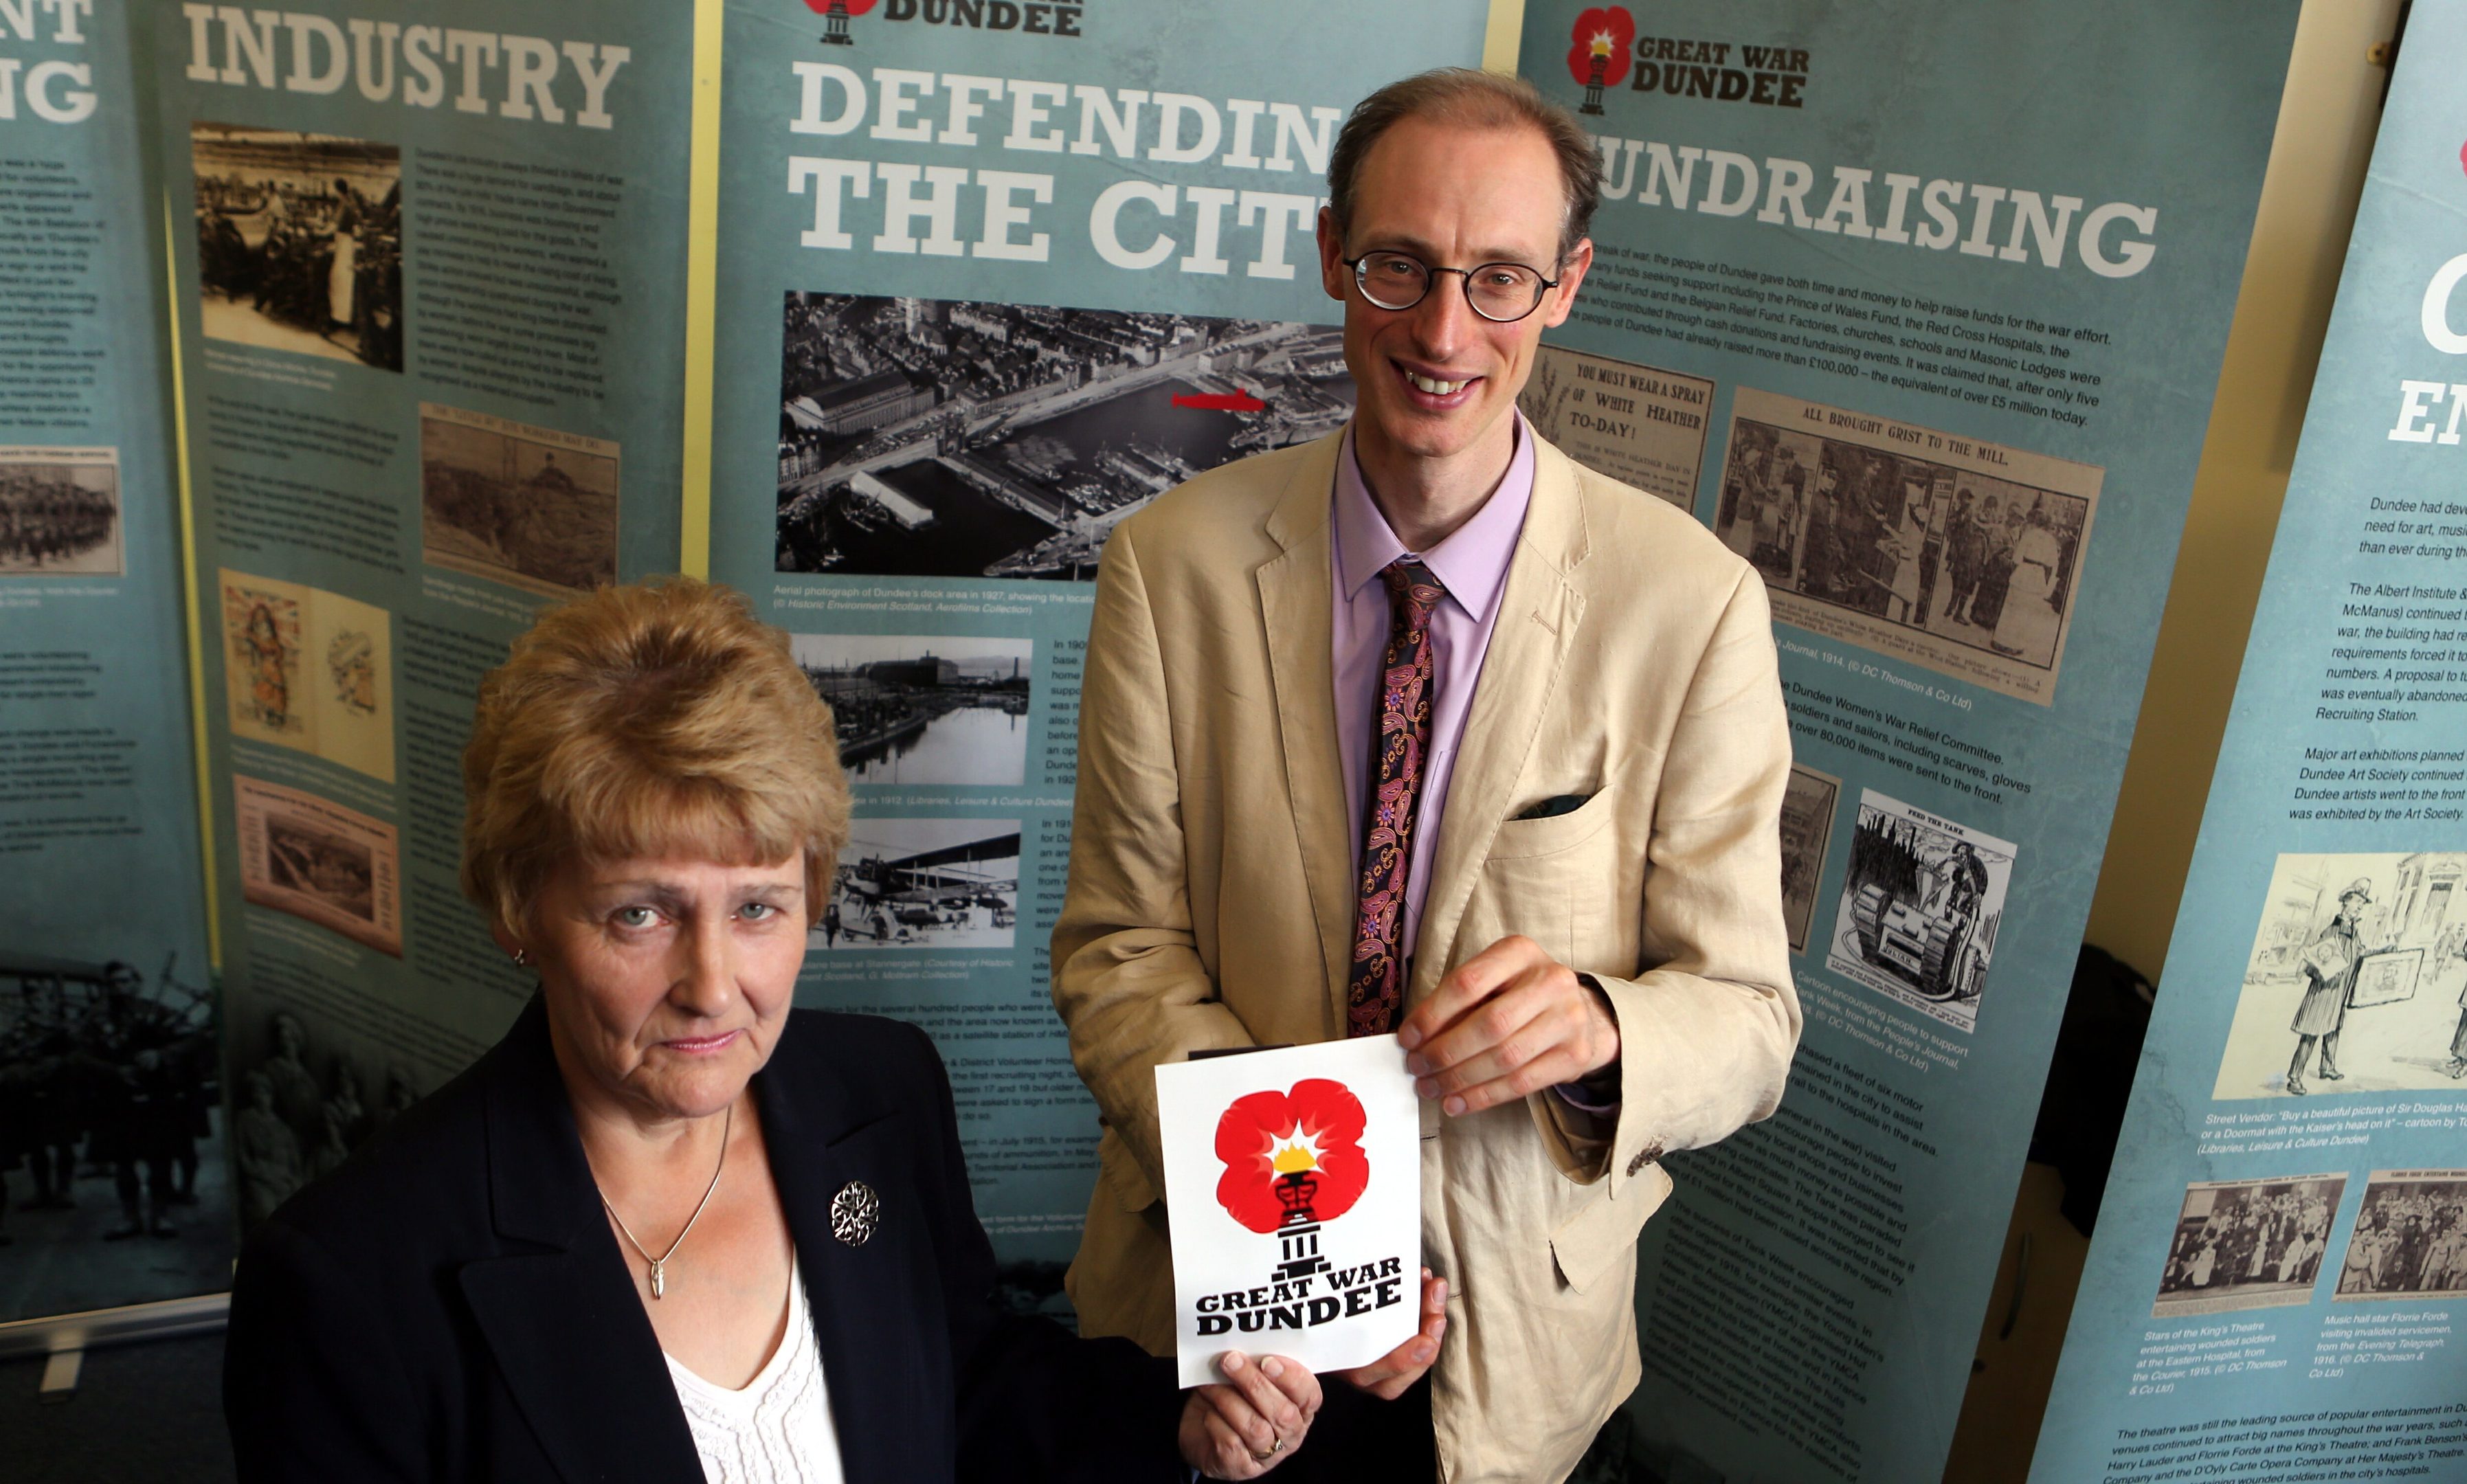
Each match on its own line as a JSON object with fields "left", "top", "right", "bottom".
{"left": 1346, "top": 558, "right": 1445, "bottom": 1037}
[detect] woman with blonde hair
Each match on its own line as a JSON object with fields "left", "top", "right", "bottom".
{"left": 221, "top": 578, "right": 1402, "bottom": 1481}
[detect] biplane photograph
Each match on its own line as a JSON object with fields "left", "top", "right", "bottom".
{"left": 813, "top": 819, "right": 1021, "bottom": 952}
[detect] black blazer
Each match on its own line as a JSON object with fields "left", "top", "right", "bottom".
{"left": 223, "top": 1000, "right": 1182, "bottom": 1482}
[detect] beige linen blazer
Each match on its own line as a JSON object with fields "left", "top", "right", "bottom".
{"left": 1053, "top": 427, "right": 1800, "bottom": 1483}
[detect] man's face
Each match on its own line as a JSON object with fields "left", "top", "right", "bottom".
{"left": 1319, "top": 117, "right": 1592, "bottom": 471}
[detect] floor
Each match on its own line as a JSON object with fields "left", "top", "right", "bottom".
{"left": 0, "top": 1332, "right": 235, "bottom": 1484}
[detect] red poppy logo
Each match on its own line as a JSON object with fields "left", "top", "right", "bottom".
{"left": 1566, "top": 8, "right": 1635, "bottom": 89}
{"left": 1214, "top": 1079, "right": 1370, "bottom": 1235}
{"left": 803, "top": 0, "right": 880, "bottom": 14}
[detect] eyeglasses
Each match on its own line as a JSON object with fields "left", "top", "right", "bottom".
{"left": 1343, "top": 250, "right": 1560, "bottom": 323}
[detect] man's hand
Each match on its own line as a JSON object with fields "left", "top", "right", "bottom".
{"left": 1396, "top": 936, "right": 1618, "bottom": 1115}
{"left": 1335, "top": 1269, "right": 1447, "bottom": 1399}
{"left": 1179, "top": 1351, "right": 1321, "bottom": 1479}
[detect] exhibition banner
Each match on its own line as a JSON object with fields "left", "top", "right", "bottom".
{"left": 1511, "top": 1, "right": 2298, "bottom": 1478}
{"left": 704, "top": 0, "right": 1489, "bottom": 1303}
{"left": 154, "top": 0, "right": 697, "bottom": 1230}
{"left": 0, "top": 1, "right": 222, "bottom": 1321}
{"left": 2032, "top": 8, "right": 2467, "bottom": 1477}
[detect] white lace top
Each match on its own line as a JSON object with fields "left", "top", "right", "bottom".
{"left": 663, "top": 1257, "right": 847, "bottom": 1484}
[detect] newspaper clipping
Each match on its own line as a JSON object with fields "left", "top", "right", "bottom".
{"left": 1824, "top": 789, "right": 2013, "bottom": 1032}
{"left": 419, "top": 403, "right": 621, "bottom": 599}
{"left": 2333, "top": 1169, "right": 2467, "bottom": 1300}
{"left": 2152, "top": 1174, "right": 2345, "bottom": 1318}
{"left": 232, "top": 776, "right": 403, "bottom": 958}
{"left": 2211, "top": 851, "right": 2467, "bottom": 1100}
{"left": 1515, "top": 345, "right": 1712, "bottom": 509}
{"left": 1715, "top": 387, "right": 2102, "bottom": 704}
{"left": 1779, "top": 763, "right": 1842, "bottom": 954}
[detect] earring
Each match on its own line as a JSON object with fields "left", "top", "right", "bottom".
{"left": 511, "top": 948, "right": 531, "bottom": 967}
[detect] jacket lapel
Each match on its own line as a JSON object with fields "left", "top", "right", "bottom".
{"left": 1255, "top": 432, "right": 1358, "bottom": 1031}
{"left": 757, "top": 1058, "right": 946, "bottom": 1484}
{"left": 456, "top": 1002, "right": 706, "bottom": 1483}
{"left": 1411, "top": 438, "right": 1591, "bottom": 992}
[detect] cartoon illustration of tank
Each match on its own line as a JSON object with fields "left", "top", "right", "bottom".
{"left": 1849, "top": 840, "right": 1989, "bottom": 1002}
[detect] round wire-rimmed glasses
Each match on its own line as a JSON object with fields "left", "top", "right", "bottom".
{"left": 1344, "top": 250, "right": 1561, "bottom": 322}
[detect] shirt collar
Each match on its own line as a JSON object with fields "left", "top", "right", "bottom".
{"left": 1332, "top": 412, "right": 1537, "bottom": 625}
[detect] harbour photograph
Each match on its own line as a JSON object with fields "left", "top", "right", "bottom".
{"left": 774, "top": 293, "right": 1354, "bottom": 580}
{"left": 792, "top": 633, "right": 1034, "bottom": 787}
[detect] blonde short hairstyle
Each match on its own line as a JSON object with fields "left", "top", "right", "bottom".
{"left": 460, "top": 577, "right": 848, "bottom": 937}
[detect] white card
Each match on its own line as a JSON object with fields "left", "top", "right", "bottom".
{"left": 1154, "top": 1035, "right": 1422, "bottom": 1387}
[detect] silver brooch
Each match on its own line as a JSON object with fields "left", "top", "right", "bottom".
{"left": 830, "top": 1180, "right": 880, "bottom": 1246}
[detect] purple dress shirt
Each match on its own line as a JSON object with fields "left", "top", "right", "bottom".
{"left": 1330, "top": 416, "right": 1620, "bottom": 1118}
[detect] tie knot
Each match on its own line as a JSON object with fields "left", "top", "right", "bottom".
{"left": 1381, "top": 559, "right": 1444, "bottom": 628}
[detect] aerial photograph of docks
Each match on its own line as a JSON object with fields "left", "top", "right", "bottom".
{"left": 792, "top": 633, "right": 1034, "bottom": 787}
{"left": 774, "top": 293, "right": 1354, "bottom": 580}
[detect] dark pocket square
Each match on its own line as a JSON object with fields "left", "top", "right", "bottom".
{"left": 1512, "top": 793, "right": 1594, "bottom": 820}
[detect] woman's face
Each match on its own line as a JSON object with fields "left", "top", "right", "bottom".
{"left": 515, "top": 851, "right": 809, "bottom": 1126}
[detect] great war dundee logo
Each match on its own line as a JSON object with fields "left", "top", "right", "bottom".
{"left": 805, "top": 0, "right": 880, "bottom": 47}
{"left": 1567, "top": 7, "right": 1635, "bottom": 116}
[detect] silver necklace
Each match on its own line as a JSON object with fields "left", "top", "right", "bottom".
{"left": 597, "top": 1103, "right": 731, "bottom": 1300}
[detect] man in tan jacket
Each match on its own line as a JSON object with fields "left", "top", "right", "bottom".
{"left": 1054, "top": 69, "right": 1800, "bottom": 1483}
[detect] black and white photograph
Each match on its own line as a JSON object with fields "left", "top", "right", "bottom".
{"left": 774, "top": 293, "right": 1354, "bottom": 579}
{"left": 263, "top": 816, "right": 377, "bottom": 925}
{"left": 1779, "top": 764, "right": 1842, "bottom": 955}
{"left": 1715, "top": 387, "right": 2103, "bottom": 706}
{"left": 420, "top": 402, "right": 621, "bottom": 599}
{"left": 1824, "top": 789, "right": 2013, "bottom": 1032}
{"left": 2334, "top": 1171, "right": 2467, "bottom": 1300}
{"left": 814, "top": 818, "right": 1021, "bottom": 952}
{"left": 0, "top": 447, "right": 121, "bottom": 576}
{"left": 192, "top": 122, "right": 403, "bottom": 371}
{"left": 2152, "top": 1175, "right": 2345, "bottom": 1318}
{"left": 0, "top": 950, "right": 231, "bottom": 1322}
{"left": 794, "top": 633, "right": 1034, "bottom": 787}
{"left": 225, "top": 1002, "right": 427, "bottom": 1232}
{"left": 2211, "top": 852, "right": 2467, "bottom": 1100}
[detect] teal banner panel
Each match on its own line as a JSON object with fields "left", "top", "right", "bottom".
{"left": 153, "top": 1, "right": 695, "bottom": 1231}
{"left": 2035, "top": 7, "right": 2467, "bottom": 1478}
{"left": 1, "top": 0, "right": 220, "bottom": 1320}
{"left": 706, "top": 0, "right": 1490, "bottom": 1307}
{"left": 1512, "top": 2, "right": 2297, "bottom": 1479}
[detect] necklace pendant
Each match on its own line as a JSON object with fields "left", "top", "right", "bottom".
{"left": 649, "top": 1259, "right": 666, "bottom": 1299}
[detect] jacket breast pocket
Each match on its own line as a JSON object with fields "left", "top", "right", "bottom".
{"left": 1475, "top": 786, "right": 1622, "bottom": 967}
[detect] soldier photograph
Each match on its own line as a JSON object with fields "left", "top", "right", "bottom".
{"left": 0, "top": 952, "right": 231, "bottom": 1322}
{"left": 2335, "top": 1173, "right": 2467, "bottom": 1298}
{"left": 0, "top": 452, "right": 122, "bottom": 576}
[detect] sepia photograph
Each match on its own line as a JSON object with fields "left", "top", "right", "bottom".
{"left": 192, "top": 123, "right": 402, "bottom": 371}
{"left": 814, "top": 818, "right": 1021, "bottom": 952}
{"left": 774, "top": 293, "right": 1355, "bottom": 580}
{"left": 1824, "top": 789, "right": 2014, "bottom": 1033}
{"left": 0, "top": 949, "right": 231, "bottom": 1321}
{"left": 0, "top": 447, "right": 121, "bottom": 576}
{"left": 2152, "top": 1174, "right": 2345, "bottom": 1318}
{"left": 1715, "top": 388, "right": 2103, "bottom": 706}
{"left": 1516, "top": 344, "right": 1712, "bottom": 510}
{"left": 793, "top": 633, "right": 1033, "bottom": 787}
{"left": 1779, "top": 763, "right": 1842, "bottom": 955}
{"left": 2212, "top": 852, "right": 2467, "bottom": 1100}
{"left": 2334, "top": 1171, "right": 2467, "bottom": 1300}
{"left": 233, "top": 776, "right": 402, "bottom": 957}
{"left": 420, "top": 403, "right": 621, "bottom": 599}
